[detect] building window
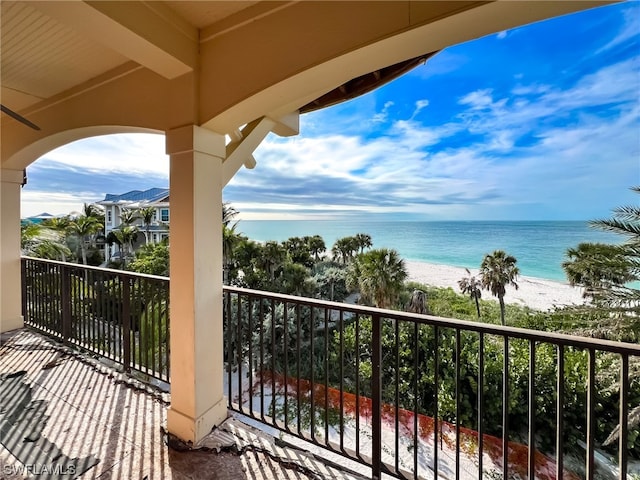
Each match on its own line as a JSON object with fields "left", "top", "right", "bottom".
{"left": 160, "top": 209, "right": 169, "bottom": 222}
{"left": 107, "top": 210, "right": 112, "bottom": 223}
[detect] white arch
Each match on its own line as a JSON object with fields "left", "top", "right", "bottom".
{"left": 4, "top": 126, "right": 162, "bottom": 171}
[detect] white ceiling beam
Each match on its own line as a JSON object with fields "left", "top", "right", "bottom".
{"left": 32, "top": 1, "right": 198, "bottom": 79}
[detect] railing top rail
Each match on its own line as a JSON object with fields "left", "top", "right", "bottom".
{"left": 21, "top": 256, "right": 170, "bottom": 282}
{"left": 224, "top": 285, "right": 640, "bottom": 356}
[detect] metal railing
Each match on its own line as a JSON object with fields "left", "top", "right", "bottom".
{"left": 21, "top": 257, "right": 170, "bottom": 383}
{"left": 223, "top": 286, "right": 640, "bottom": 480}
{"left": 20, "top": 258, "right": 639, "bottom": 479}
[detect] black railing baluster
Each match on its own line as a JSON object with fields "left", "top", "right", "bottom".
{"left": 271, "top": 298, "right": 276, "bottom": 423}
{"left": 355, "top": 313, "right": 360, "bottom": 459}
{"left": 339, "top": 309, "right": 344, "bottom": 453}
{"left": 434, "top": 325, "right": 439, "bottom": 478}
{"left": 371, "top": 313, "right": 382, "bottom": 480}
{"left": 283, "top": 300, "right": 289, "bottom": 430}
{"left": 394, "top": 318, "right": 400, "bottom": 475}
{"left": 620, "top": 353, "right": 629, "bottom": 480}
{"left": 556, "top": 345, "right": 565, "bottom": 480}
{"left": 503, "top": 336, "right": 509, "bottom": 479}
{"left": 586, "top": 349, "right": 596, "bottom": 480}
{"left": 122, "top": 277, "right": 131, "bottom": 373}
{"left": 414, "top": 320, "right": 419, "bottom": 479}
{"left": 455, "top": 328, "right": 461, "bottom": 480}
{"left": 226, "top": 290, "right": 232, "bottom": 406}
{"left": 296, "top": 303, "right": 301, "bottom": 435}
{"left": 324, "top": 307, "right": 329, "bottom": 447}
{"left": 310, "top": 306, "right": 315, "bottom": 442}
{"left": 528, "top": 340, "right": 536, "bottom": 479}
{"left": 61, "top": 264, "right": 71, "bottom": 343}
{"left": 260, "top": 298, "right": 266, "bottom": 423}
{"left": 478, "top": 332, "right": 484, "bottom": 480}
{"left": 249, "top": 296, "right": 254, "bottom": 415}
{"left": 238, "top": 294, "right": 244, "bottom": 412}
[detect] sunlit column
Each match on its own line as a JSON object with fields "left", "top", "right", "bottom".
{"left": 0, "top": 169, "right": 24, "bottom": 333}
{"left": 165, "top": 125, "right": 227, "bottom": 443}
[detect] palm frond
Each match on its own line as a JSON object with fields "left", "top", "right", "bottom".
{"left": 589, "top": 218, "right": 640, "bottom": 240}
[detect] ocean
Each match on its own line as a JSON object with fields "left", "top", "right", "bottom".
{"left": 237, "top": 220, "right": 621, "bottom": 282}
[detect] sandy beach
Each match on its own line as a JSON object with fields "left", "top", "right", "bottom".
{"left": 405, "top": 260, "right": 585, "bottom": 312}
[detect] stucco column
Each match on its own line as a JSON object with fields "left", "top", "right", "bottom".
{"left": 165, "top": 125, "right": 228, "bottom": 444}
{"left": 0, "top": 169, "right": 24, "bottom": 333}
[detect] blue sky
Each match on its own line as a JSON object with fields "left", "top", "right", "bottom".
{"left": 22, "top": 2, "right": 639, "bottom": 221}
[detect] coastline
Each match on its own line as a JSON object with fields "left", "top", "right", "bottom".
{"left": 404, "top": 260, "right": 585, "bottom": 312}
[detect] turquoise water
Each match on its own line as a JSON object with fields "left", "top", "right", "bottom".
{"left": 237, "top": 220, "right": 621, "bottom": 282}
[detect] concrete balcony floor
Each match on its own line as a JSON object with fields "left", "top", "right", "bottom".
{"left": 0, "top": 330, "right": 368, "bottom": 480}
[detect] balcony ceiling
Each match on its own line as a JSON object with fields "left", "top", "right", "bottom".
{"left": 0, "top": 1, "right": 269, "bottom": 113}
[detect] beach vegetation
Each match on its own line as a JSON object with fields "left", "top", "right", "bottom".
{"left": 458, "top": 268, "right": 483, "bottom": 318}
{"left": 479, "top": 250, "right": 520, "bottom": 326}
{"left": 331, "top": 235, "right": 365, "bottom": 264}
{"left": 346, "top": 248, "right": 407, "bottom": 309}
{"left": 305, "top": 234, "right": 327, "bottom": 261}
{"left": 562, "top": 242, "right": 635, "bottom": 300}
{"left": 313, "top": 263, "right": 348, "bottom": 302}
{"left": 560, "top": 186, "right": 640, "bottom": 342}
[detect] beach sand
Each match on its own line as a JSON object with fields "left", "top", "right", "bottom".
{"left": 405, "top": 260, "right": 585, "bottom": 312}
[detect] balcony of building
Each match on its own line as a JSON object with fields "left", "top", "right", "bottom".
{"left": 2, "top": 257, "right": 637, "bottom": 479}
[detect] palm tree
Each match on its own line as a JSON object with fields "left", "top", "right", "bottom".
{"left": 259, "top": 241, "right": 287, "bottom": 282}
{"left": 354, "top": 233, "right": 373, "bottom": 254}
{"left": 30, "top": 240, "right": 72, "bottom": 262}
{"left": 458, "top": 268, "right": 482, "bottom": 318}
{"left": 67, "top": 215, "right": 101, "bottom": 265}
{"left": 590, "top": 186, "right": 640, "bottom": 244}
{"left": 119, "top": 208, "right": 138, "bottom": 226}
{"left": 479, "top": 250, "right": 519, "bottom": 326}
{"left": 138, "top": 206, "right": 156, "bottom": 244}
{"left": 113, "top": 225, "right": 139, "bottom": 268}
{"left": 304, "top": 235, "right": 326, "bottom": 262}
{"left": 562, "top": 242, "right": 635, "bottom": 301}
{"left": 278, "top": 263, "right": 313, "bottom": 296}
{"left": 347, "top": 248, "right": 407, "bottom": 309}
{"left": 332, "top": 236, "right": 359, "bottom": 264}
{"left": 21, "top": 222, "right": 42, "bottom": 250}
{"left": 222, "top": 223, "right": 243, "bottom": 285}
{"left": 223, "top": 202, "right": 239, "bottom": 228}
{"left": 82, "top": 202, "right": 103, "bottom": 221}
{"left": 588, "top": 186, "right": 640, "bottom": 304}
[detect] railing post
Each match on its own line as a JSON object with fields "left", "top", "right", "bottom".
{"left": 61, "top": 264, "right": 72, "bottom": 341}
{"left": 371, "top": 313, "right": 382, "bottom": 480}
{"left": 122, "top": 277, "right": 131, "bottom": 373}
{"left": 21, "top": 259, "right": 27, "bottom": 319}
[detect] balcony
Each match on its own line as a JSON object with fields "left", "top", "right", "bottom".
{"left": 6, "top": 257, "right": 639, "bottom": 479}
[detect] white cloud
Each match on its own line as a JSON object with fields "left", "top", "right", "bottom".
{"left": 41, "top": 133, "right": 169, "bottom": 177}
{"left": 21, "top": 190, "right": 103, "bottom": 218}
{"left": 372, "top": 101, "right": 395, "bottom": 123}
{"left": 458, "top": 89, "right": 494, "bottom": 109}
{"left": 596, "top": 5, "right": 640, "bottom": 54}
{"left": 496, "top": 31, "right": 507, "bottom": 40}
